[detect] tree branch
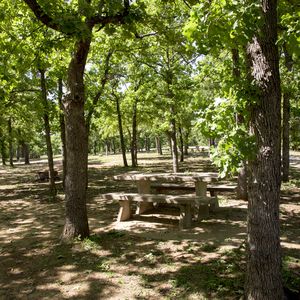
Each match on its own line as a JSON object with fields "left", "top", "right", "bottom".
{"left": 23, "top": 0, "right": 67, "bottom": 33}
{"left": 134, "top": 32, "right": 157, "bottom": 39}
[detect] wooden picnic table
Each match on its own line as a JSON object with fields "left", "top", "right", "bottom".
{"left": 113, "top": 172, "right": 219, "bottom": 218}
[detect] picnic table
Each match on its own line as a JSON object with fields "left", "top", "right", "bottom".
{"left": 102, "top": 172, "right": 219, "bottom": 229}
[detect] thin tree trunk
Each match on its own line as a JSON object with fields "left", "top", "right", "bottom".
{"left": 16, "top": 144, "right": 20, "bottom": 162}
{"left": 245, "top": 0, "right": 283, "bottom": 298}
{"left": 22, "top": 142, "right": 30, "bottom": 165}
{"left": 178, "top": 125, "right": 184, "bottom": 162}
{"left": 131, "top": 99, "right": 138, "bottom": 167}
{"left": 61, "top": 37, "right": 91, "bottom": 241}
{"left": 282, "top": 43, "right": 293, "bottom": 182}
{"left": 112, "top": 138, "right": 116, "bottom": 154}
{"left": 282, "top": 92, "right": 290, "bottom": 182}
{"left": 170, "top": 106, "right": 179, "bottom": 172}
{"left": 58, "top": 78, "right": 67, "bottom": 188}
{"left": 184, "top": 130, "right": 189, "bottom": 156}
{"left": 39, "top": 68, "right": 57, "bottom": 197}
{"left": 155, "top": 136, "right": 163, "bottom": 155}
{"left": 8, "top": 118, "right": 14, "bottom": 167}
{"left": 0, "top": 135, "right": 7, "bottom": 165}
{"left": 114, "top": 94, "right": 128, "bottom": 167}
{"left": 232, "top": 48, "right": 248, "bottom": 200}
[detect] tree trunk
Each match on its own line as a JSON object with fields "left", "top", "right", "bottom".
{"left": 184, "top": 130, "right": 189, "bottom": 156}
{"left": 282, "top": 44, "right": 293, "bottom": 182}
{"left": 39, "top": 68, "right": 57, "bottom": 197}
{"left": 58, "top": 78, "right": 67, "bottom": 188}
{"left": 8, "top": 118, "right": 14, "bottom": 167}
{"left": 282, "top": 92, "right": 290, "bottom": 182}
{"left": 237, "top": 161, "right": 248, "bottom": 200}
{"left": 22, "top": 142, "right": 30, "bottom": 165}
{"left": 155, "top": 136, "right": 163, "bottom": 155}
{"left": 0, "top": 135, "right": 7, "bottom": 165}
{"left": 178, "top": 125, "right": 184, "bottom": 162}
{"left": 115, "top": 94, "right": 128, "bottom": 167}
{"left": 112, "top": 138, "right": 116, "bottom": 154}
{"left": 61, "top": 38, "right": 91, "bottom": 241}
{"left": 245, "top": 0, "right": 283, "bottom": 298}
{"left": 131, "top": 100, "right": 138, "bottom": 167}
{"left": 170, "top": 106, "right": 179, "bottom": 172}
{"left": 16, "top": 144, "right": 20, "bottom": 162}
{"left": 232, "top": 48, "right": 248, "bottom": 200}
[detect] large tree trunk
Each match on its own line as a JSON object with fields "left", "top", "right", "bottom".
{"left": 245, "top": 0, "right": 283, "bottom": 298}
{"left": 8, "top": 118, "right": 14, "bottom": 167}
{"left": 114, "top": 94, "right": 128, "bottom": 167}
{"left": 282, "top": 44, "right": 293, "bottom": 182}
{"left": 39, "top": 69, "right": 57, "bottom": 197}
{"left": 131, "top": 99, "right": 138, "bottom": 167}
{"left": 58, "top": 78, "right": 67, "bottom": 188}
{"left": 61, "top": 38, "right": 91, "bottom": 241}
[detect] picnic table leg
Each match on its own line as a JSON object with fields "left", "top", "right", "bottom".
{"left": 195, "top": 181, "right": 209, "bottom": 220}
{"left": 136, "top": 179, "right": 154, "bottom": 214}
{"left": 179, "top": 204, "right": 192, "bottom": 229}
{"left": 117, "top": 200, "right": 132, "bottom": 221}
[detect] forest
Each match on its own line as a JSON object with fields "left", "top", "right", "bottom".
{"left": 0, "top": 0, "right": 300, "bottom": 299}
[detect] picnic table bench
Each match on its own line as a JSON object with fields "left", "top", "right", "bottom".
{"left": 151, "top": 183, "right": 237, "bottom": 198}
{"left": 101, "top": 192, "right": 217, "bottom": 229}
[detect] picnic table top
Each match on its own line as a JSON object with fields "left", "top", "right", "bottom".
{"left": 113, "top": 172, "right": 219, "bottom": 183}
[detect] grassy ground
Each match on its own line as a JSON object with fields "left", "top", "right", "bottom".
{"left": 0, "top": 152, "right": 299, "bottom": 299}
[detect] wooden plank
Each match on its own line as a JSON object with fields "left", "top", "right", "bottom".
{"left": 113, "top": 172, "right": 218, "bottom": 183}
{"left": 101, "top": 192, "right": 213, "bottom": 205}
{"left": 207, "top": 184, "right": 237, "bottom": 191}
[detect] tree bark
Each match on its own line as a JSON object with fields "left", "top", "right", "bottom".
{"left": 282, "top": 44, "right": 293, "bottom": 182}
{"left": 22, "top": 142, "right": 30, "bottom": 165}
{"left": 170, "top": 106, "right": 179, "bottom": 172}
{"left": 0, "top": 135, "right": 7, "bottom": 165}
{"left": 184, "top": 130, "right": 189, "bottom": 156}
{"left": 282, "top": 92, "right": 290, "bottom": 182}
{"left": 232, "top": 48, "right": 248, "bottom": 200}
{"left": 245, "top": 0, "right": 283, "bottom": 298}
{"left": 114, "top": 93, "right": 128, "bottom": 167}
{"left": 178, "top": 125, "right": 184, "bottom": 162}
{"left": 58, "top": 78, "right": 67, "bottom": 188}
{"left": 155, "top": 136, "right": 163, "bottom": 155}
{"left": 61, "top": 38, "right": 91, "bottom": 241}
{"left": 39, "top": 68, "right": 57, "bottom": 197}
{"left": 8, "top": 118, "right": 14, "bottom": 167}
{"left": 131, "top": 99, "right": 138, "bottom": 167}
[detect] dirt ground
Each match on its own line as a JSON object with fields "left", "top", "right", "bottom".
{"left": 0, "top": 153, "right": 299, "bottom": 299}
